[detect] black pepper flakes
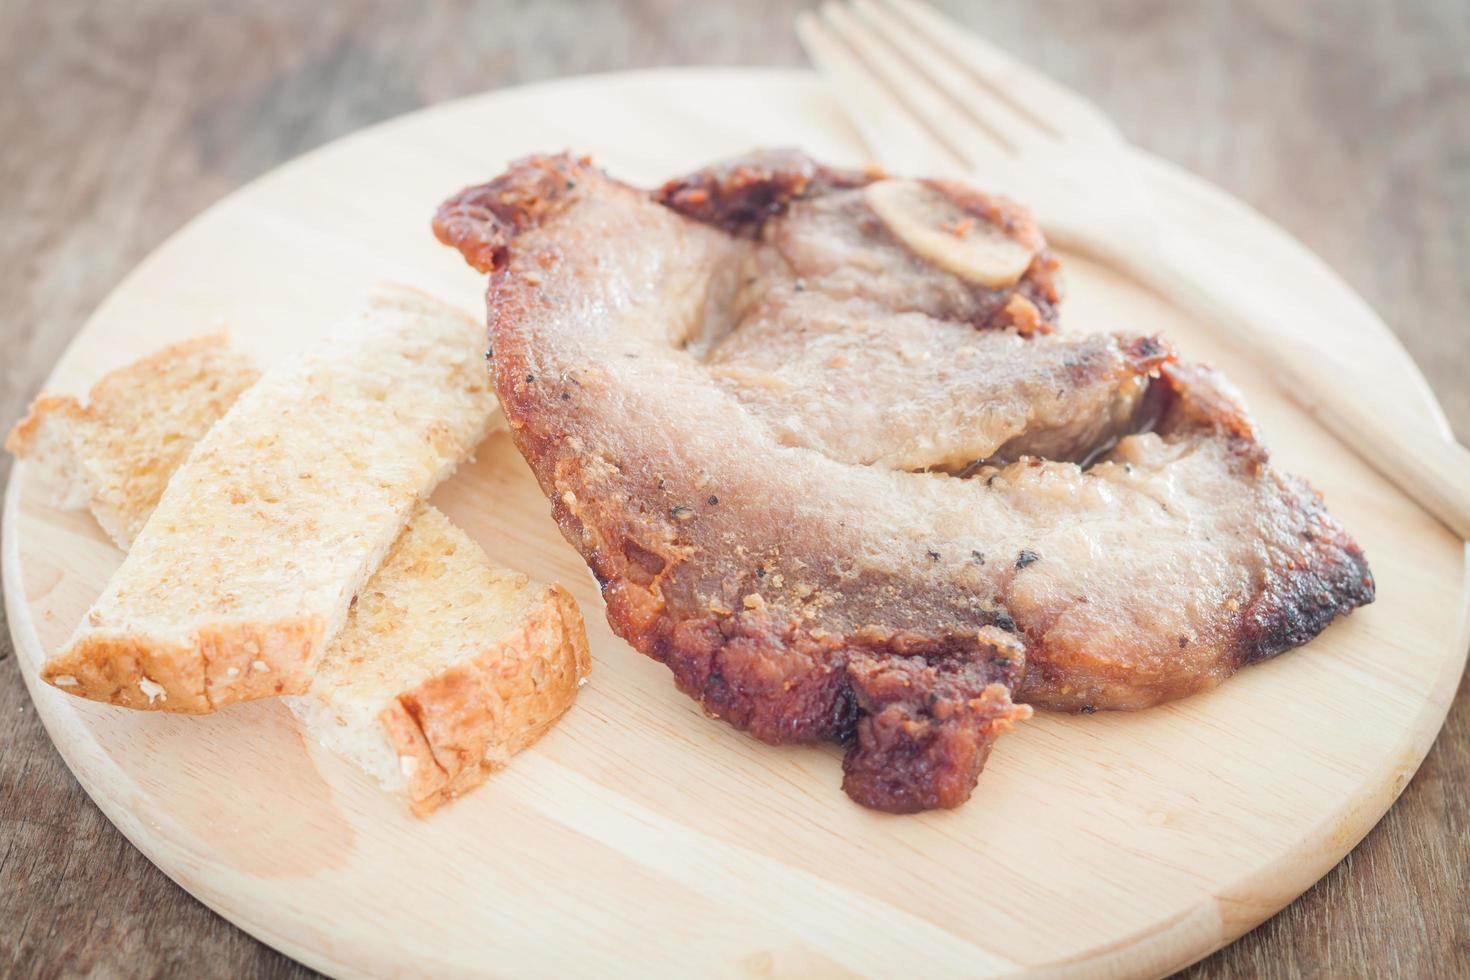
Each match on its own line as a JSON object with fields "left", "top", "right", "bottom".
{"left": 755, "top": 566, "right": 766, "bottom": 579}
{"left": 994, "top": 612, "right": 1016, "bottom": 632}
{"left": 1015, "top": 549, "right": 1040, "bottom": 569}
{"left": 671, "top": 505, "right": 695, "bottom": 521}
{"left": 560, "top": 392, "right": 571, "bottom": 401}
{"left": 927, "top": 550, "right": 940, "bottom": 561}
{"left": 971, "top": 550, "right": 986, "bottom": 565}
{"left": 525, "top": 373, "right": 536, "bottom": 384}
{"left": 707, "top": 495, "right": 719, "bottom": 506}
{"left": 484, "top": 346, "right": 494, "bottom": 361}
{"left": 1080, "top": 705, "right": 1097, "bottom": 715}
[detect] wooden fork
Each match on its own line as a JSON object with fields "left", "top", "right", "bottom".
{"left": 798, "top": 0, "right": 1470, "bottom": 539}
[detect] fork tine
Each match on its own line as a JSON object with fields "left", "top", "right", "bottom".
{"left": 818, "top": 2, "right": 1010, "bottom": 177}
{"left": 795, "top": 11, "right": 957, "bottom": 175}
{"left": 881, "top": 0, "right": 1084, "bottom": 134}
{"left": 847, "top": 0, "right": 1047, "bottom": 152}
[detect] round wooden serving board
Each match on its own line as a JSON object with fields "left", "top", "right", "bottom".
{"left": 4, "top": 70, "right": 1467, "bottom": 978}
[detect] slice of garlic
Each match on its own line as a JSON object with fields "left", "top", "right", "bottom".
{"left": 864, "top": 179, "right": 1036, "bottom": 289}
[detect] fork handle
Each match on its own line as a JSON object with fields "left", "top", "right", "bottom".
{"left": 1107, "top": 232, "right": 1470, "bottom": 540}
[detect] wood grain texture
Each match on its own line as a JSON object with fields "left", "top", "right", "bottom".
{"left": 0, "top": 1, "right": 1464, "bottom": 977}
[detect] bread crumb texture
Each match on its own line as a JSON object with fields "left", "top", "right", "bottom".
{"left": 45, "top": 289, "right": 498, "bottom": 711}
{"left": 287, "top": 505, "right": 592, "bottom": 813}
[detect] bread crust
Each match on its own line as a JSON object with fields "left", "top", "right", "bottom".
{"left": 8, "top": 333, "right": 260, "bottom": 548}
{"left": 6, "top": 333, "right": 237, "bottom": 458}
{"left": 6, "top": 393, "right": 84, "bottom": 456}
{"left": 41, "top": 617, "right": 322, "bottom": 712}
{"left": 380, "top": 583, "right": 592, "bottom": 814}
{"left": 46, "top": 291, "right": 496, "bottom": 713}
{"left": 14, "top": 324, "right": 591, "bottom": 815}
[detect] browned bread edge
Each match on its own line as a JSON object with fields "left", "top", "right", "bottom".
{"left": 379, "top": 583, "right": 592, "bottom": 814}
{"left": 41, "top": 617, "right": 323, "bottom": 712}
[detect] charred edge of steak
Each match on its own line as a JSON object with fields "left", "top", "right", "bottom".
{"left": 1153, "top": 361, "right": 1375, "bottom": 664}
{"left": 844, "top": 651, "right": 1028, "bottom": 813}
{"left": 1233, "top": 475, "right": 1375, "bottom": 666}
{"left": 433, "top": 153, "right": 599, "bottom": 273}
{"left": 525, "top": 442, "right": 1034, "bottom": 815}
{"left": 653, "top": 611, "right": 1028, "bottom": 814}
{"left": 661, "top": 614, "right": 858, "bottom": 744}
{"left": 538, "top": 494, "right": 1035, "bottom": 815}
{"left": 655, "top": 148, "right": 874, "bottom": 237}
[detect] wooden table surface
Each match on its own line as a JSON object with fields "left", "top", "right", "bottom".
{"left": 1, "top": 1, "right": 1464, "bottom": 976}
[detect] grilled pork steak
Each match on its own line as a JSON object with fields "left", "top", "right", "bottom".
{"left": 434, "top": 151, "right": 1373, "bottom": 813}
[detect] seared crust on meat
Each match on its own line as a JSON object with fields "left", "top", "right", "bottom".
{"left": 1149, "top": 363, "right": 1375, "bottom": 670}
{"left": 844, "top": 632, "right": 1026, "bottom": 813}
{"left": 435, "top": 155, "right": 593, "bottom": 274}
{"left": 655, "top": 147, "right": 873, "bottom": 236}
{"left": 1009, "top": 362, "right": 1374, "bottom": 710}
{"left": 1157, "top": 362, "right": 1375, "bottom": 666}
{"left": 434, "top": 151, "right": 1373, "bottom": 811}
{"left": 1235, "top": 482, "right": 1374, "bottom": 665}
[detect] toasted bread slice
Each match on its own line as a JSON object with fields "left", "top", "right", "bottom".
{"left": 6, "top": 335, "right": 261, "bottom": 548}
{"left": 284, "top": 505, "right": 590, "bottom": 814}
{"left": 42, "top": 288, "right": 499, "bottom": 712}
{"left": 10, "top": 323, "right": 590, "bottom": 813}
